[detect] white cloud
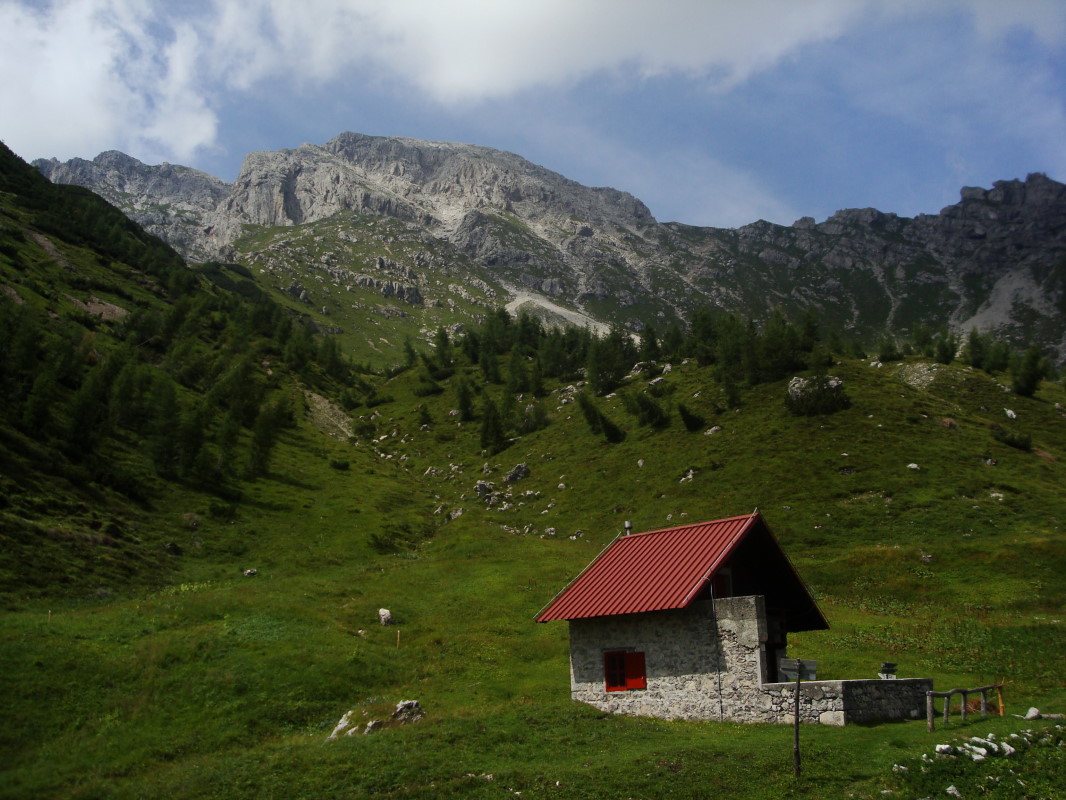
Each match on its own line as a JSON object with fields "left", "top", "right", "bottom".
{"left": 360, "top": 0, "right": 873, "bottom": 101}
{"left": 2, "top": 0, "right": 1063, "bottom": 196}
{"left": 2, "top": 0, "right": 878, "bottom": 160}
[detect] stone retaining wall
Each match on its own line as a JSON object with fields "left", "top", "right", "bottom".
{"left": 567, "top": 594, "right": 931, "bottom": 725}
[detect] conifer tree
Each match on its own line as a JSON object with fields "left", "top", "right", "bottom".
{"left": 479, "top": 397, "right": 507, "bottom": 454}
{"left": 246, "top": 399, "right": 283, "bottom": 477}
{"left": 148, "top": 377, "right": 180, "bottom": 477}
{"left": 1012, "top": 345, "right": 1044, "bottom": 397}
{"left": 455, "top": 377, "right": 475, "bottom": 421}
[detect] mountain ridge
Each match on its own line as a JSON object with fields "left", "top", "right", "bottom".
{"left": 34, "top": 133, "right": 1066, "bottom": 361}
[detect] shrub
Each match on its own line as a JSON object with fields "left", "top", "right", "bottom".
{"left": 992, "top": 427, "right": 1031, "bottom": 451}
{"left": 369, "top": 521, "right": 435, "bottom": 554}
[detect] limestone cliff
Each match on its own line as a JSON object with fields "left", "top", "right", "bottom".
{"left": 34, "top": 135, "right": 1066, "bottom": 359}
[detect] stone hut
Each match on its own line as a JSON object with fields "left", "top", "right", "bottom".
{"left": 536, "top": 513, "right": 931, "bottom": 725}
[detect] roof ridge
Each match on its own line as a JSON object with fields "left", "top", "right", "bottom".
{"left": 631, "top": 511, "right": 758, "bottom": 538}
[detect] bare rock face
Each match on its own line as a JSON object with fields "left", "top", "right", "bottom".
{"left": 34, "top": 136, "right": 1066, "bottom": 361}
{"left": 34, "top": 151, "right": 230, "bottom": 262}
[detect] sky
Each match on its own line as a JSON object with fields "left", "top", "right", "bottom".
{"left": 1, "top": 0, "right": 1064, "bottom": 229}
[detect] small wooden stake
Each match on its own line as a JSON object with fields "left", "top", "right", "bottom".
{"left": 396, "top": 629, "right": 401, "bottom": 648}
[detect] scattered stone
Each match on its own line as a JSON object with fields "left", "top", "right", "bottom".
{"left": 327, "top": 710, "right": 356, "bottom": 741}
{"left": 704, "top": 426, "right": 723, "bottom": 436}
{"left": 378, "top": 608, "right": 393, "bottom": 626}
{"left": 786, "top": 375, "right": 849, "bottom": 415}
{"left": 448, "top": 508, "right": 464, "bottom": 521}
{"left": 1004, "top": 408, "right": 1017, "bottom": 419}
{"left": 242, "top": 568, "right": 258, "bottom": 577}
{"left": 364, "top": 719, "right": 384, "bottom": 735}
{"left": 1025, "top": 706, "right": 1041, "bottom": 720}
{"left": 637, "top": 458, "right": 645, "bottom": 468}
{"left": 907, "top": 463, "right": 920, "bottom": 470}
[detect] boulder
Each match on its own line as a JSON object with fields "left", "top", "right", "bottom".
{"left": 504, "top": 463, "right": 530, "bottom": 483}
{"left": 378, "top": 608, "right": 393, "bottom": 626}
{"left": 390, "top": 700, "right": 425, "bottom": 724}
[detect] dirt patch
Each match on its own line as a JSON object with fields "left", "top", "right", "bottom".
{"left": 66, "top": 294, "right": 129, "bottom": 321}
{"left": 29, "top": 231, "right": 73, "bottom": 271}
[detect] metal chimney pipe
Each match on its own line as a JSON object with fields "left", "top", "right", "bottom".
{"left": 624, "top": 520, "right": 633, "bottom": 535}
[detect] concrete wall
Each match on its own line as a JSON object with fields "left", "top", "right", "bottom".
{"left": 567, "top": 594, "right": 931, "bottom": 725}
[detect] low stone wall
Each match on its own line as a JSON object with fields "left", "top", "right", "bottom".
{"left": 566, "top": 594, "right": 932, "bottom": 726}
{"left": 758, "top": 679, "right": 932, "bottom": 726}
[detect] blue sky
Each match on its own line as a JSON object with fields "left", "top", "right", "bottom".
{"left": 2, "top": 0, "right": 1064, "bottom": 228}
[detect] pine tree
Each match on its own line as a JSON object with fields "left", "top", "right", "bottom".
{"left": 639, "top": 324, "right": 662, "bottom": 362}
{"left": 434, "top": 327, "right": 451, "bottom": 369}
{"left": 22, "top": 364, "right": 59, "bottom": 435}
{"left": 963, "top": 328, "right": 988, "bottom": 369}
{"left": 455, "top": 377, "right": 475, "bottom": 421}
{"left": 1011, "top": 345, "right": 1044, "bottom": 397}
{"left": 148, "top": 377, "right": 180, "bottom": 477}
{"left": 507, "top": 345, "right": 530, "bottom": 393}
{"left": 479, "top": 397, "right": 507, "bottom": 454}
{"left": 246, "top": 400, "right": 283, "bottom": 477}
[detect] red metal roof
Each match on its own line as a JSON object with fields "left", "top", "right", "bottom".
{"left": 536, "top": 513, "right": 759, "bottom": 622}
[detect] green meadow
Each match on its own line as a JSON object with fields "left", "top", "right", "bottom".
{"left": 2, "top": 141, "right": 1064, "bottom": 798}
{"left": 3, "top": 351, "right": 1064, "bottom": 799}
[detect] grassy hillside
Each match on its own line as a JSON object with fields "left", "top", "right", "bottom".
{"left": 1, "top": 143, "right": 1064, "bottom": 799}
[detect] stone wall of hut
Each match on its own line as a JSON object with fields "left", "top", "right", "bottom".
{"left": 567, "top": 595, "right": 931, "bottom": 725}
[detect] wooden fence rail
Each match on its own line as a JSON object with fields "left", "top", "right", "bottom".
{"left": 926, "top": 683, "right": 1005, "bottom": 732}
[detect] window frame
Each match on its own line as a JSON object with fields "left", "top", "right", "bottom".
{"left": 604, "top": 650, "right": 647, "bottom": 692}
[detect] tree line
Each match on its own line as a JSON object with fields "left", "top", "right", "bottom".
{"left": 406, "top": 306, "right": 1059, "bottom": 454}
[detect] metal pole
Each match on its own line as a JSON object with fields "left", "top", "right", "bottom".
{"left": 794, "top": 670, "right": 801, "bottom": 777}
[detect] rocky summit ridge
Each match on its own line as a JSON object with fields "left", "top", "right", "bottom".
{"left": 34, "top": 133, "right": 1066, "bottom": 360}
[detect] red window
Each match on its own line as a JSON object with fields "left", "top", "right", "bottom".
{"left": 604, "top": 650, "right": 647, "bottom": 692}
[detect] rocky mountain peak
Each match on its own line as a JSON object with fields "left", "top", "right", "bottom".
{"left": 33, "top": 135, "right": 1066, "bottom": 361}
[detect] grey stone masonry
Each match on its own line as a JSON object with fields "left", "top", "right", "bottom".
{"left": 566, "top": 594, "right": 931, "bottom": 725}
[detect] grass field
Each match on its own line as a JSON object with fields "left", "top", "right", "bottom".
{"left": 2, "top": 350, "right": 1064, "bottom": 799}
